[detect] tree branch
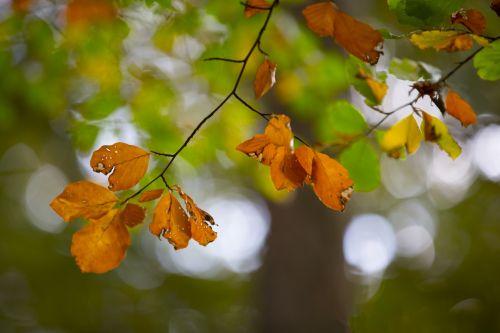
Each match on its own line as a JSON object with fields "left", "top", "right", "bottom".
{"left": 120, "top": 0, "right": 280, "bottom": 205}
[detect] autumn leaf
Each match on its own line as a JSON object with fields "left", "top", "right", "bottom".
{"left": 303, "top": 2, "right": 383, "bottom": 65}
{"left": 237, "top": 115, "right": 307, "bottom": 190}
{"left": 492, "top": 0, "right": 500, "bottom": 17}
{"left": 409, "top": 31, "right": 474, "bottom": 52}
{"left": 237, "top": 114, "right": 293, "bottom": 166}
{"left": 451, "top": 9, "right": 487, "bottom": 35}
{"left": 270, "top": 147, "right": 308, "bottom": 191}
{"left": 357, "top": 69, "right": 388, "bottom": 105}
{"left": 151, "top": 192, "right": 191, "bottom": 250}
{"left": 445, "top": 90, "right": 477, "bottom": 127}
{"left": 120, "top": 203, "right": 146, "bottom": 228}
{"left": 176, "top": 186, "right": 217, "bottom": 246}
{"left": 422, "top": 112, "right": 462, "bottom": 159}
{"left": 50, "top": 180, "right": 117, "bottom": 222}
{"left": 244, "top": 0, "right": 270, "bottom": 18}
{"left": 380, "top": 115, "right": 423, "bottom": 158}
{"left": 66, "top": 0, "right": 117, "bottom": 26}
{"left": 90, "top": 142, "right": 150, "bottom": 191}
{"left": 139, "top": 189, "right": 164, "bottom": 202}
{"left": 296, "top": 146, "right": 353, "bottom": 212}
{"left": 254, "top": 59, "right": 277, "bottom": 99}
{"left": 71, "top": 209, "right": 131, "bottom": 273}
{"left": 11, "top": 0, "right": 30, "bottom": 13}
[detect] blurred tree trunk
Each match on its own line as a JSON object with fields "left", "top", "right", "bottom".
{"left": 256, "top": 188, "right": 353, "bottom": 333}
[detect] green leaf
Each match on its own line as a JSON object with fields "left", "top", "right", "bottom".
{"left": 315, "top": 100, "right": 367, "bottom": 142}
{"left": 389, "top": 58, "right": 431, "bottom": 81}
{"left": 473, "top": 40, "right": 500, "bottom": 81}
{"left": 78, "top": 90, "right": 123, "bottom": 120}
{"left": 388, "top": 0, "right": 465, "bottom": 27}
{"left": 71, "top": 122, "right": 99, "bottom": 152}
{"left": 340, "top": 139, "right": 381, "bottom": 192}
{"left": 378, "top": 29, "right": 404, "bottom": 40}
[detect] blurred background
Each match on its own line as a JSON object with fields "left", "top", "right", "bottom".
{"left": 1, "top": 0, "right": 500, "bottom": 332}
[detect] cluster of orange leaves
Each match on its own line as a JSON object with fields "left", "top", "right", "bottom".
{"left": 237, "top": 115, "right": 353, "bottom": 211}
{"left": 51, "top": 143, "right": 216, "bottom": 273}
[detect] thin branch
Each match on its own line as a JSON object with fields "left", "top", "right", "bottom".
{"left": 233, "top": 93, "right": 271, "bottom": 120}
{"left": 161, "top": 175, "right": 173, "bottom": 191}
{"left": 120, "top": 0, "right": 279, "bottom": 205}
{"left": 438, "top": 47, "right": 484, "bottom": 83}
{"left": 204, "top": 57, "right": 245, "bottom": 63}
{"left": 366, "top": 98, "right": 418, "bottom": 135}
{"left": 257, "top": 41, "right": 269, "bottom": 56}
{"left": 150, "top": 151, "right": 174, "bottom": 157}
{"left": 240, "top": 1, "right": 273, "bottom": 10}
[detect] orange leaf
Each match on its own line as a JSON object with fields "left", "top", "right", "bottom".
{"left": 302, "top": 1, "right": 337, "bottom": 37}
{"left": 151, "top": 192, "right": 191, "bottom": 250}
{"left": 296, "top": 146, "right": 353, "bottom": 211}
{"left": 71, "top": 209, "right": 130, "bottom": 273}
{"left": 492, "top": 0, "right": 500, "bottom": 17}
{"left": 236, "top": 115, "right": 293, "bottom": 166}
{"left": 139, "top": 189, "right": 164, "bottom": 202}
{"left": 12, "top": 0, "right": 30, "bottom": 13}
{"left": 270, "top": 147, "right": 308, "bottom": 191}
{"left": 445, "top": 90, "right": 477, "bottom": 127}
{"left": 120, "top": 203, "right": 146, "bottom": 228}
{"left": 66, "top": 0, "right": 117, "bottom": 26}
{"left": 451, "top": 9, "right": 487, "bottom": 35}
{"left": 244, "top": 0, "right": 270, "bottom": 18}
{"left": 176, "top": 186, "right": 217, "bottom": 246}
{"left": 90, "top": 142, "right": 150, "bottom": 191}
{"left": 50, "top": 180, "right": 117, "bottom": 222}
{"left": 254, "top": 59, "right": 277, "bottom": 99}
{"left": 303, "top": 2, "right": 383, "bottom": 65}
{"left": 312, "top": 151, "right": 353, "bottom": 211}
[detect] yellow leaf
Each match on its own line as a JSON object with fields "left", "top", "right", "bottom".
{"left": 409, "top": 31, "right": 474, "bottom": 52}
{"left": 303, "top": 2, "right": 383, "bottom": 64}
{"left": 254, "top": 59, "right": 277, "bottom": 99}
{"left": 71, "top": 209, "right": 130, "bottom": 273}
{"left": 150, "top": 192, "right": 191, "bottom": 250}
{"left": 90, "top": 142, "right": 150, "bottom": 191}
{"left": 357, "top": 69, "right": 388, "bottom": 105}
{"left": 422, "top": 112, "right": 462, "bottom": 159}
{"left": 244, "top": 0, "right": 270, "bottom": 18}
{"left": 445, "top": 90, "right": 477, "bottom": 127}
{"left": 50, "top": 180, "right": 117, "bottom": 222}
{"left": 176, "top": 186, "right": 217, "bottom": 246}
{"left": 139, "top": 189, "right": 164, "bottom": 202}
{"left": 381, "top": 115, "right": 423, "bottom": 157}
{"left": 120, "top": 203, "right": 146, "bottom": 228}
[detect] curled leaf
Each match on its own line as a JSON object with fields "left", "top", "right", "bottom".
{"left": 381, "top": 115, "right": 423, "bottom": 158}
{"left": 422, "top": 112, "right": 462, "bottom": 159}
{"left": 445, "top": 90, "right": 477, "bottom": 127}
{"left": 71, "top": 209, "right": 130, "bottom": 274}
{"left": 151, "top": 192, "right": 191, "bottom": 250}
{"left": 50, "top": 181, "right": 117, "bottom": 222}
{"left": 270, "top": 147, "right": 308, "bottom": 191}
{"left": 409, "top": 31, "right": 474, "bottom": 52}
{"left": 90, "top": 142, "right": 150, "bottom": 191}
{"left": 254, "top": 59, "right": 277, "bottom": 99}
{"left": 451, "top": 9, "right": 487, "bottom": 35}
{"left": 296, "top": 146, "right": 353, "bottom": 212}
{"left": 303, "top": 2, "right": 383, "bottom": 64}
{"left": 120, "top": 203, "right": 146, "bottom": 228}
{"left": 244, "top": 0, "right": 270, "bottom": 18}
{"left": 176, "top": 187, "right": 217, "bottom": 246}
{"left": 139, "top": 189, "right": 164, "bottom": 202}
